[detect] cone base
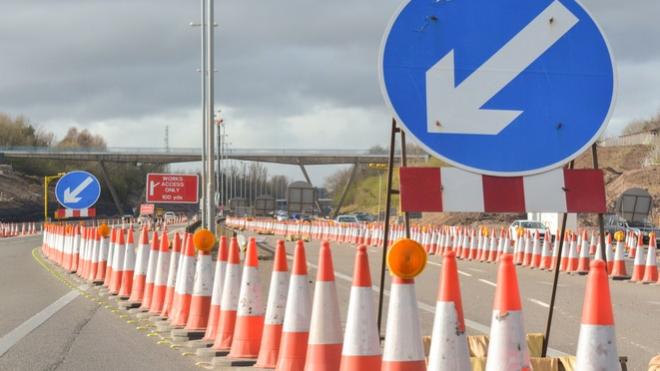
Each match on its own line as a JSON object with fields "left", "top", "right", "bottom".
{"left": 339, "top": 355, "right": 381, "bottom": 371}
{"left": 381, "top": 360, "right": 426, "bottom": 371}
{"left": 304, "top": 343, "right": 341, "bottom": 371}
{"left": 185, "top": 295, "right": 211, "bottom": 330}
{"left": 255, "top": 324, "right": 283, "bottom": 368}
{"left": 229, "top": 315, "right": 265, "bottom": 359}
{"left": 276, "top": 332, "right": 309, "bottom": 370}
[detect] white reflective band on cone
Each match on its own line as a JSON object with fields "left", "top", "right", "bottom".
{"left": 264, "top": 271, "right": 289, "bottom": 325}
{"left": 192, "top": 254, "right": 213, "bottom": 296}
{"left": 428, "top": 301, "right": 470, "bottom": 371}
{"left": 282, "top": 274, "right": 312, "bottom": 332}
{"left": 220, "top": 263, "right": 242, "bottom": 311}
{"left": 308, "top": 281, "right": 342, "bottom": 344}
{"left": 342, "top": 286, "right": 380, "bottom": 356}
{"left": 576, "top": 324, "right": 619, "bottom": 371}
{"left": 236, "top": 266, "right": 265, "bottom": 316}
{"left": 382, "top": 283, "right": 424, "bottom": 362}
{"left": 485, "top": 310, "right": 530, "bottom": 371}
{"left": 210, "top": 261, "right": 226, "bottom": 306}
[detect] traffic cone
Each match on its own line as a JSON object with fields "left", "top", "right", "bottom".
{"left": 150, "top": 231, "right": 170, "bottom": 314}
{"left": 381, "top": 276, "right": 425, "bottom": 371}
{"left": 276, "top": 240, "right": 313, "bottom": 371}
{"left": 630, "top": 234, "right": 646, "bottom": 282}
{"left": 128, "top": 227, "right": 151, "bottom": 304}
{"left": 161, "top": 232, "right": 182, "bottom": 317}
{"left": 204, "top": 235, "right": 227, "bottom": 340}
{"left": 523, "top": 231, "right": 536, "bottom": 266}
{"left": 119, "top": 228, "right": 135, "bottom": 299}
{"left": 304, "top": 241, "right": 342, "bottom": 371}
{"left": 575, "top": 260, "right": 619, "bottom": 369}
{"left": 339, "top": 245, "right": 380, "bottom": 371}
{"left": 93, "top": 231, "right": 109, "bottom": 284}
{"left": 170, "top": 234, "right": 196, "bottom": 327}
{"left": 140, "top": 231, "right": 160, "bottom": 310}
{"left": 540, "top": 233, "right": 552, "bottom": 270}
{"left": 605, "top": 233, "right": 614, "bottom": 273}
{"left": 610, "top": 237, "right": 629, "bottom": 280}
{"left": 567, "top": 233, "right": 579, "bottom": 273}
{"left": 559, "top": 233, "right": 571, "bottom": 272}
{"left": 485, "top": 254, "right": 531, "bottom": 371}
{"left": 428, "top": 250, "right": 470, "bottom": 371}
{"left": 576, "top": 231, "right": 591, "bottom": 275}
{"left": 103, "top": 227, "right": 116, "bottom": 288}
{"left": 643, "top": 234, "right": 658, "bottom": 284}
{"left": 185, "top": 242, "right": 214, "bottom": 330}
{"left": 109, "top": 228, "right": 126, "bottom": 295}
{"left": 229, "top": 237, "right": 265, "bottom": 359}
{"left": 531, "top": 231, "right": 543, "bottom": 268}
{"left": 255, "top": 240, "right": 290, "bottom": 368}
{"left": 212, "top": 237, "right": 243, "bottom": 350}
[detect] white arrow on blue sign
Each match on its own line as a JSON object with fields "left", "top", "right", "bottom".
{"left": 55, "top": 170, "right": 101, "bottom": 209}
{"left": 379, "top": 0, "right": 616, "bottom": 176}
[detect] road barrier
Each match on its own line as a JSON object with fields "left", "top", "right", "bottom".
{"left": 37, "top": 221, "right": 634, "bottom": 370}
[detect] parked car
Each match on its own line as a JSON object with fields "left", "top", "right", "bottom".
{"left": 336, "top": 214, "right": 360, "bottom": 224}
{"left": 509, "top": 220, "right": 547, "bottom": 240}
{"left": 164, "top": 211, "right": 176, "bottom": 223}
{"left": 274, "top": 210, "right": 288, "bottom": 222}
{"left": 627, "top": 220, "right": 660, "bottom": 245}
{"left": 121, "top": 214, "right": 134, "bottom": 224}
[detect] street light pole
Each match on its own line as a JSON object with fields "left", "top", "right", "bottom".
{"left": 204, "top": 0, "right": 216, "bottom": 233}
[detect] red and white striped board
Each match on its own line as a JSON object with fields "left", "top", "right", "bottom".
{"left": 55, "top": 208, "right": 96, "bottom": 219}
{"left": 399, "top": 167, "right": 605, "bottom": 213}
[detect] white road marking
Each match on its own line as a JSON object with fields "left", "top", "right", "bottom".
{"left": 529, "top": 298, "right": 550, "bottom": 308}
{"left": 467, "top": 267, "right": 486, "bottom": 273}
{"left": 648, "top": 301, "right": 660, "bottom": 306}
{"left": 457, "top": 270, "right": 473, "bottom": 277}
{"left": 0, "top": 290, "right": 79, "bottom": 357}
{"left": 478, "top": 279, "right": 497, "bottom": 287}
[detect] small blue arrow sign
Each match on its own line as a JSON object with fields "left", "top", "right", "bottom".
{"left": 380, "top": 0, "right": 616, "bottom": 176}
{"left": 55, "top": 171, "right": 101, "bottom": 209}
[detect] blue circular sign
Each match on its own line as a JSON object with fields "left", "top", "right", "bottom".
{"left": 379, "top": 0, "right": 616, "bottom": 176}
{"left": 55, "top": 170, "right": 101, "bottom": 209}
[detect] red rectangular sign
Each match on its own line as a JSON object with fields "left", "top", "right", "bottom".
{"left": 140, "top": 203, "right": 155, "bottom": 215}
{"left": 146, "top": 173, "right": 199, "bottom": 204}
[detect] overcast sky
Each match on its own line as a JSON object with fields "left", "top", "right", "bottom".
{"left": 2, "top": 0, "right": 659, "bottom": 184}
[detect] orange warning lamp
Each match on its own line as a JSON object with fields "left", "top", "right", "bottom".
{"left": 387, "top": 238, "right": 427, "bottom": 279}
{"left": 613, "top": 230, "right": 624, "bottom": 242}
{"left": 193, "top": 228, "right": 216, "bottom": 252}
{"left": 516, "top": 227, "right": 524, "bottom": 237}
{"left": 97, "top": 223, "right": 110, "bottom": 238}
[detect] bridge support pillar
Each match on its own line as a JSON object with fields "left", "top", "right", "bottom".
{"left": 332, "top": 162, "right": 359, "bottom": 219}
{"left": 298, "top": 161, "right": 323, "bottom": 215}
{"left": 99, "top": 161, "right": 125, "bottom": 216}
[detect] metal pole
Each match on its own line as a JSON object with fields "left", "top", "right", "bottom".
{"left": 542, "top": 160, "right": 574, "bottom": 357}
{"left": 204, "top": 0, "right": 216, "bottom": 234}
{"left": 216, "top": 114, "right": 221, "bottom": 210}
{"left": 592, "top": 144, "right": 608, "bottom": 265}
{"left": 377, "top": 118, "right": 398, "bottom": 334}
{"left": 400, "top": 129, "right": 410, "bottom": 237}
{"left": 44, "top": 177, "right": 48, "bottom": 222}
{"left": 199, "top": 0, "right": 207, "bottom": 228}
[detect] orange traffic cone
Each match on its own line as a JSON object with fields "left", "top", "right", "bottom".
{"left": 170, "top": 234, "right": 196, "bottom": 327}
{"left": 630, "top": 234, "right": 646, "bottom": 282}
{"left": 150, "top": 231, "right": 170, "bottom": 315}
{"left": 339, "top": 245, "right": 381, "bottom": 371}
{"left": 255, "top": 240, "right": 290, "bottom": 368}
{"left": 428, "top": 250, "right": 470, "bottom": 371}
{"left": 610, "top": 237, "right": 629, "bottom": 280}
{"left": 93, "top": 230, "right": 110, "bottom": 284}
{"left": 276, "top": 240, "right": 313, "bottom": 371}
{"left": 161, "top": 232, "right": 182, "bottom": 318}
{"left": 576, "top": 231, "right": 590, "bottom": 275}
{"left": 204, "top": 235, "right": 228, "bottom": 341}
{"left": 103, "top": 227, "right": 117, "bottom": 287}
{"left": 575, "top": 260, "right": 619, "bottom": 369}
{"left": 140, "top": 231, "right": 160, "bottom": 310}
{"left": 109, "top": 228, "right": 126, "bottom": 295}
{"left": 212, "top": 237, "right": 242, "bottom": 350}
{"left": 643, "top": 234, "right": 658, "bottom": 284}
{"left": 118, "top": 228, "right": 135, "bottom": 299}
{"left": 229, "top": 237, "right": 265, "bottom": 359}
{"left": 484, "top": 254, "right": 531, "bottom": 371}
{"left": 381, "top": 276, "right": 426, "bottom": 371}
{"left": 304, "top": 241, "right": 342, "bottom": 371}
{"left": 540, "top": 233, "right": 552, "bottom": 270}
{"left": 185, "top": 245, "right": 213, "bottom": 330}
{"left": 128, "top": 227, "right": 151, "bottom": 305}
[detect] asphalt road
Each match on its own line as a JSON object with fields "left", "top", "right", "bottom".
{"left": 1, "top": 230, "right": 657, "bottom": 371}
